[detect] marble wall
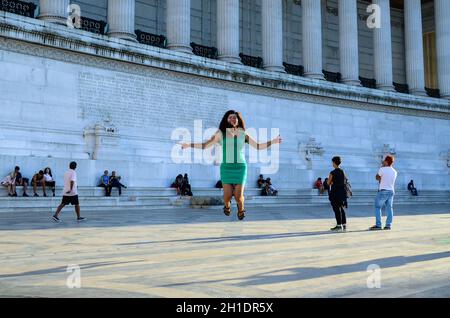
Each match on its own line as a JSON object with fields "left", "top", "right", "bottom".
{"left": 0, "top": 9, "right": 448, "bottom": 191}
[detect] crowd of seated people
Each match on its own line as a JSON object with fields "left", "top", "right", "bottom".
{"left": 1, "top": 166, "right": 29, "bottom": 197}
{"left": 171, "top": 173, "right": 193, "bottom": 197}
{"left": 97, "top": 170, "right": 127, "bottom": 196}
{"left": 2, "top": 166, "right": 59, "bottom": 197}
{"left": 257, "top": 175, "right": 278, "bottom": 196}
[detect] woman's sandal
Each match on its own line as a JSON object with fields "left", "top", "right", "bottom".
{"left": 237, "top": 209, "right": 246, "bottom": 221}
{"left": 223, "top": 206, "right": 231, "bottom": 216}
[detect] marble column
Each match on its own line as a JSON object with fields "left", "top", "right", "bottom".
{"left": 217, "top": 0, "right": 241, "bottom": 64}
{"left": 435, "top": 0, "right": 450, "bottom": 99}
{"left": 372, "top": 0, "right": 394, "bottom": 91}
{"left": 38, "top": 0, "right": 70, "bottom": 25}
{"left": 404, "top": 0, "right": 426, "bottom": 96}
{"left": 166, "top": 0, "right": 192, "bottom": 53}
{"left": 302, "top": 0, "right": 324, "bottom": 79}
{"left": 107, "top": 0, "right": 137, "bottom": 42}
{"left": 339, "top": 0, "right": 360, "bottom": 85}
{"left": 261, "top": 0, "right": 284, "bottom": 72}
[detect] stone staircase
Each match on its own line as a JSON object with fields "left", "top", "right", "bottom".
{"left": 0, "top": 186, "right": 449, "bottom": 213}
{"left": 0, "top": 187, "right": 450, "bottom": 213}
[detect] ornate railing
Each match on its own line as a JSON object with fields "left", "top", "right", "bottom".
{"left": 135, "top": 30, "right": 167, "bottom": 48}
{"left": 239, "top": 53, "right": 263, "bottom": 69}
{"left": 78, "top": 17, "right": 107, "bottom": 35}
{"left": 283, "top": 62, "right": 304, "bottom": 76}
{"left": 0, "top": 0, "right": 36, "bottom": 18}
{"left": 359, "top": 76, "right": 377, "bottom": 89}
{"left": 393, "top": 82, "right": 409, "bottom": 94}
{"left": 323, "top": 70, "right": 341, "bottom": 83}
{"left": 425, "top": 87, "right": 441, "bottom": 98}
{"left": 190, "top": 42, "right": 218, "bottom": 59}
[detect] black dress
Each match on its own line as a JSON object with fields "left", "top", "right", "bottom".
{"left": 329, "top": 168, "right": 348, "bottom": 226}
{"left": 329, "top": 168, "right": 347, "bottom": 204}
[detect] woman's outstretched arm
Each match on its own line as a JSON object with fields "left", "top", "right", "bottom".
{"left": 246, "top": 134, "right": 282, "bottom": 150}
{"left": 180, "top": 130, "right": 222, "bottom": 149}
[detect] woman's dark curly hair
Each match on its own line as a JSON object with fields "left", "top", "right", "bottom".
{"left": 218, "top": 110, "right": 246, "bottom": 135}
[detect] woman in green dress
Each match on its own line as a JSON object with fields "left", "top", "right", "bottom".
{"left": 181, "top": 110, "right": 282, "bottom": 220}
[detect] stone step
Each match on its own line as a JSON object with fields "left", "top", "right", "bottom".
{"left": 2, "top": 186, "right": 447, "bottom": 197}
{"left": 1, "top": 186, "right": 448, "bottom": 213}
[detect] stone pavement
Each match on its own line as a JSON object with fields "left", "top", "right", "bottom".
{"left": 0, "top": 204, "right": 449, "bottom": 298}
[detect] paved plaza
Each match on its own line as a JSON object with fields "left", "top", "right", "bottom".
{"left": 0, "top": 204, "right": 449, "bottom": 298}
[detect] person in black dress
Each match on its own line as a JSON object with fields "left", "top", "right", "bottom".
{"left": 326, "top": 156, "right": 348, "bottom": 232}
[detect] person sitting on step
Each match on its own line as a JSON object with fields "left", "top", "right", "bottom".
{"left": 407, "top": 180, "right": 418, "bottom": 196}
{"left": 109, "top": 171, "right": 127, "bottom": 196}
{"left": 98, "top": 170, "right": 111, "bottom": 197}
{"left": 32, "top": 170, "right": 47, "bottom": 197}
{"left": 43, "top": 167, "right": 56, "bottom": 197}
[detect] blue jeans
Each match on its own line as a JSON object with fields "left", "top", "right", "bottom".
{"left": 374, "top": 190, "right": 394, "bottom": 228}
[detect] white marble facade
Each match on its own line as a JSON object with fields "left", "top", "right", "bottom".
{"left": 0, "top": 2, "right": 449, "bottom": 191}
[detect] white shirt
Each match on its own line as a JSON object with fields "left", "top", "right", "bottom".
{"left": 44, "top": 174, "right": 53, "bottom": 182}
{"left": 378, "top": 166, "right": 398, "bottom": 192}
{"left": 62, "top": 169, "right": 78, "bottom": 196}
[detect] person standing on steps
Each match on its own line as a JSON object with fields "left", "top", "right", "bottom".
{"left": 181, "top": 110, "right": 282, "bottom": 221}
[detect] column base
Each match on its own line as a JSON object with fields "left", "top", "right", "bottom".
{"left": 263, "top": 65, "right": 286, "bottom": 73}
{"left": 167, "top": 44, "right": 193, "bottom": 54}
{"left": 37, "top": 15, "right": 68, "bottom": 26}
{"left": 304, "top": 72, "right": 325, "bottom": 80}
{"left": 107, "top": 32, "right": 138, "bottom": 42}
{"left": 218, "top": 55, "right": 242, "bottom": 64}
{"left": 409, "top": 89, "right": 428, "bottom": 97}
{"left": 377, "top": 84, "right": 395, "bottom": 92}
{"left": 341, "top": 79, "right": 362, "bottom": 86}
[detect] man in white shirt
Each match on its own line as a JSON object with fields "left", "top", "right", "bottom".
{"left": 52, "top": 162, "right": 85, "bottom": 222}
{"left": 370, "top": 156, "right": 397, "bottom": 231}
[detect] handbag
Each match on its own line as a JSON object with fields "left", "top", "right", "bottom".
{"left": 344, "top": 177, "right": 353, "bottom": 199}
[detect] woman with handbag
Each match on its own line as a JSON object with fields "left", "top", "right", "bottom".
{"left": 326, "top": 156, "right": 348, "bottom": 232}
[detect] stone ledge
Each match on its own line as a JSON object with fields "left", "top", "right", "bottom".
{"left": 0, "top": 11, "right": 449, "bottom": 118}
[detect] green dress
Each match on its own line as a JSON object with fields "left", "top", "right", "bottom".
{"left": 220, "top": 131, "right": 247, "bottom": 185}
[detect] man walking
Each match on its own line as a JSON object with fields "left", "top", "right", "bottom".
{"left": 370, "top": 156, "right": 397, "bottom": 231}
{"left": 52, "top": 161, "right": 85, "bottom": 222}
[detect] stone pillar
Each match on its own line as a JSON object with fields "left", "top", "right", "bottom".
{"left": 217, "top": 0, "right": 241, "bottom": 64}
{"left": 166, "top": 0, "right": 192, "bottom": 53}
{"left": 372, "top": 0, "right": 394, "bottom": 91}
{"left": 261, "top": 0, "right": 284, "bottom": 72}
{"left": 339, "top": 0, "right": 360, "bottom": 85}
{"left": 38, "top": 0, "right": 70, "bottom": 25}
{"left": 302, "top": 0, "right": 324, "bottom": 79}
{"left": 107, "top": 0, "right": 137, "bottom": 42}
{"left": 435, "top": 0, "right": 450, "bottom": 99}
{"left": 404, "top": 0, "right": 426, "bottom": 96}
